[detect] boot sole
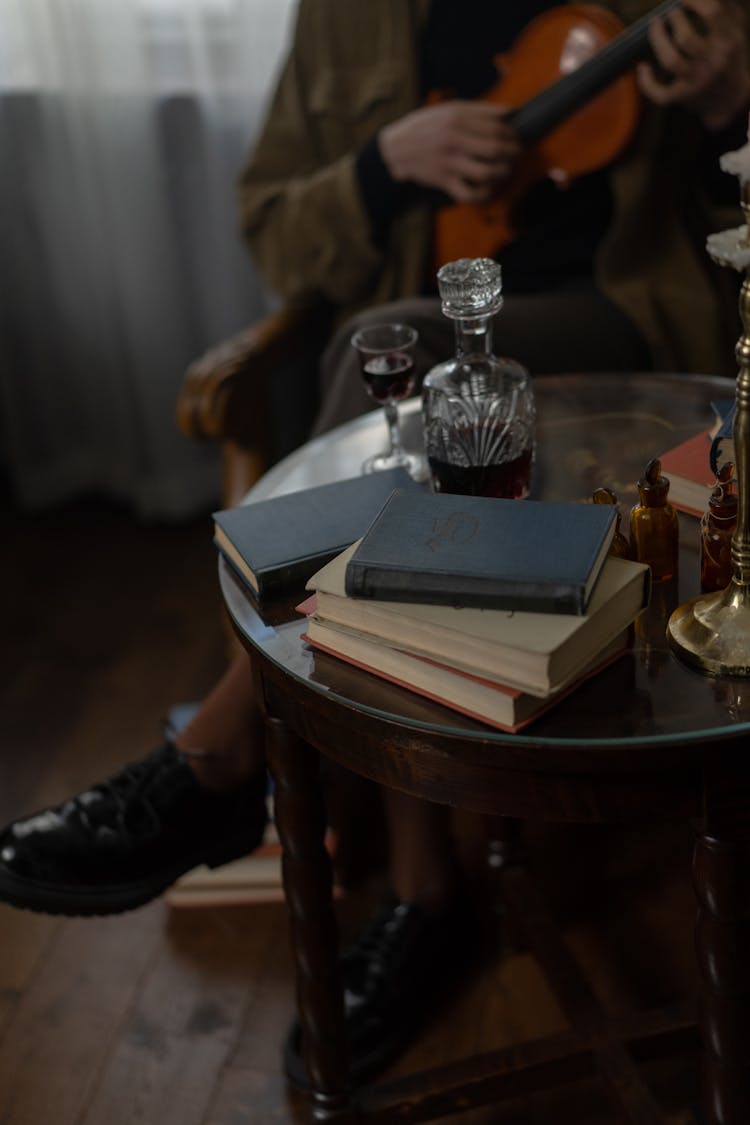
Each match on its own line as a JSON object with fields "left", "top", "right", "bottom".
{"left": 0, "top": 829, "right": 266, "bottom": 917}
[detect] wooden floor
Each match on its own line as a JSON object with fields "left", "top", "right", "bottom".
{"left": 0, "top": 494, "right": 703, "bottom": 1125}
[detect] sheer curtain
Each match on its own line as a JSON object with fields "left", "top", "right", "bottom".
{"left": 0, "top": 0, "right": 297, "bottom": 519}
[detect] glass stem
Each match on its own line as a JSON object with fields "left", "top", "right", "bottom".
{"left": 384, "top": 401, "right": 402, "bottom": 456}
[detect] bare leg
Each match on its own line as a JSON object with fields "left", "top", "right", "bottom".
{"left": 168, "top": 649, "right": 463, "bottom": 919}
{"left": 172, "top": 651, "right": 266, "bottom": 791}
{"left": 174, "top": 658, "right": 462, "bottom": 907}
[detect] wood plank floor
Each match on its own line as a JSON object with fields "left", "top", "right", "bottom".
{"left": 0, "top": 495, "right": 702, "bottom": 1124}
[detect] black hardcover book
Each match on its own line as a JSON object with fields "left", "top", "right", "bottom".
{"left": 213, "top": 468, "right": 419, "bottom": 599}
{"left": 344, "top": 489, "right": 617, "bottom": 614}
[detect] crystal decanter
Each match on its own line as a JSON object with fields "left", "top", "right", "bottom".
{"left": 422, "top": 257, "right": 536, "bottom": 498}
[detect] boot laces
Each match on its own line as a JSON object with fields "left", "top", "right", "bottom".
{"left": 344, "top": 899, "right": 421, "bottom": 995}
{"left": 72, "top": 743, "right": 181, "bottom": 838}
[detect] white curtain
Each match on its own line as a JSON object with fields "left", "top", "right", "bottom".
{"left": 0, "top": 0, "right": 297, "bottom": 520}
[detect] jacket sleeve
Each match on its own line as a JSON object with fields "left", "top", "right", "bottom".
{"left": 236, "top": 8, "right": 388, "bottom": 307}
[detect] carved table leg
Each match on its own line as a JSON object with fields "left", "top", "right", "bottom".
{"left": 693, "top": 827, "right": 750, "bottom": 1125}
{"left": 485, "top": 815, "right": 526, "bottom": 952}
{"left": 265, "top": 713, "right": 355, "bottom": 1123}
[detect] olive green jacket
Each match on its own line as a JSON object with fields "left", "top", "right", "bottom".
{"left": 238, "top": 0, "right": 745, "bottom": 377}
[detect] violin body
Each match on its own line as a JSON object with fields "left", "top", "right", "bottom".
{"left": 432, "top": 3, "right": 647, "bottom": 267}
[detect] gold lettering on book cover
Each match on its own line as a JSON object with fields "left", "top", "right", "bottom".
{"left": 427, "top": 512, "right": 480, "bottom": 552}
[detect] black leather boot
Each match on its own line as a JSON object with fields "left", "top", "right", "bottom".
{"left": 0, "top": 742, "right": 268, "bottom": 916}
{"left": 283, "top": 890, "right": 478, "bottom": 1087}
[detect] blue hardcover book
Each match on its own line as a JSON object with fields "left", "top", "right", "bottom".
{"left": 214, "top": 467, "right": 420, "bottom": 599}
{"left": 344, "top": 490, "right": 617, "bottom": 615}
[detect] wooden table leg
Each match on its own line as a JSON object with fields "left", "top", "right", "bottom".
{"left": 265, "top": 712, "right": 355, "bottom": 1122}
{"left": 693, "top": 825, "right": 750, "bottom": 1125}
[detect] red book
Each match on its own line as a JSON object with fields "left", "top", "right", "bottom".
{"left": 659, "top": 431, "right": 715, "bottom": 517}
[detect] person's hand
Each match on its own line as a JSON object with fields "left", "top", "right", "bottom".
{"left": 638, "top": 0, "right": 750, "bottom": 130}
{"left": 378, "top": 100, "right": 521, "bottom": 204}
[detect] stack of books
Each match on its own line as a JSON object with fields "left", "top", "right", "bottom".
{"left": 300, "top": 491, "right": 651, "bottom": 734}
{"left": 213, "top": 483, "right": 650, "bottom": 733}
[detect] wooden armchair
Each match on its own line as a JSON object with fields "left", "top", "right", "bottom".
{"left": 175, "top": 298, "right": 390, "bottom": 889}
{"left": 176, "top": 300, "right": 333, "bottom": 509}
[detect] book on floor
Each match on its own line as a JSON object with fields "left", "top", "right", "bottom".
{"left": 659, "top": 431, "right": 716, "bottom": 518}
{"left": 166, "top": 852, "right": 285, "bottom": 907}
{"left": 166, "top": 800, "right": 341, "bottom": 908}
{"left": 213, "top": 467, "right": 419, "bottom": 600}
{"left": 306, "top": 543, "right": 650, "bottom": 697}
{"left": 344, "top": 489, "right": 617, "bottom": 615}
{"left": 302, "top": 613, "right": 630, "bottom": 733}
{"left": 166, "top": 798, "right": 283, "bottom": 907}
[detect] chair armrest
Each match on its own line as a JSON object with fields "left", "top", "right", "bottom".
{"left": 176, "top": 301, "right": 330, "bottom": 458}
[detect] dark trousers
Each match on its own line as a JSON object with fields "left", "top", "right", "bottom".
{"left": 312, "top": 284, "right": 651, "bottom": 436}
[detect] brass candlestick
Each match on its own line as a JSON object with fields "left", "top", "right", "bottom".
{"left": 668, "top": 180, "right": 750, "bottom": 675}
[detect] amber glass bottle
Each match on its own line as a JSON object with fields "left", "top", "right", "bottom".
{"left": 700, "top": 463, "right": 737, "bottom": 593}
{"left": 629, "top": 458, "right": 679, "bottom": 582}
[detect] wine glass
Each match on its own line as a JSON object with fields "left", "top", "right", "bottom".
{"left": 351, "top": 322, "right": 423, "bottom": 477}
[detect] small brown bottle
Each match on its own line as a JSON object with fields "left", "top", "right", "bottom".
{"left": 700, "top": 462, "right": 737, "bottom": 593}
{"left": 592, "top": 486, "right": 630, "bottom": 559}
{"left": 629, "top": 458, "right": 679, "bottom": 582}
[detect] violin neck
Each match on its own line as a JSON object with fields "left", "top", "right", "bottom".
{"left": 508, "top": 0, "right": 681, "bottom": 144}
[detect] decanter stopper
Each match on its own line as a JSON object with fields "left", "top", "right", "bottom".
{"left": 437, "top": 257, "right": 504, "bottom": 319}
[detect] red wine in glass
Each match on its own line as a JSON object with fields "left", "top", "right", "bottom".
{"left": 361, "top": 351, "right": 415, "bottom": 404}
{"left": 351, "top": 321, "right": 424, "bottom": 478}
{"left": 429, "top": 435, "right": 534, "bottom": 499}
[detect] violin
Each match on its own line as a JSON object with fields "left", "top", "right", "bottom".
{"left": 432, "top": 0, "right": 681, "bottom": 267}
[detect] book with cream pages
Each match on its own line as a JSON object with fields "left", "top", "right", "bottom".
{"left": 304, "top": 543, "right": 650, "bottom": 698}
{"left": 301, "top": 614, "right": 630, "bottom": 734}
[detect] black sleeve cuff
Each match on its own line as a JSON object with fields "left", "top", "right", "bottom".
{"left": 355, "top": 136, "right": 421, "bottom": 245}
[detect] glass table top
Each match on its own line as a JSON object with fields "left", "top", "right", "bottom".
{"left": 220, "top": 372, "right": 750, "bottom": 750}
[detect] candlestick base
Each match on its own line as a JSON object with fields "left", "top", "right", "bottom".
{"left": 667, "top": 579, "right": 750, "bottom": 676}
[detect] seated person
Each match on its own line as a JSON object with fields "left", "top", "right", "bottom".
{"left": 241, "top": 0, "right": 749, "bottom": 433}
{"left": 1, "top": 0, "right": 748, "bottom": 1088}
